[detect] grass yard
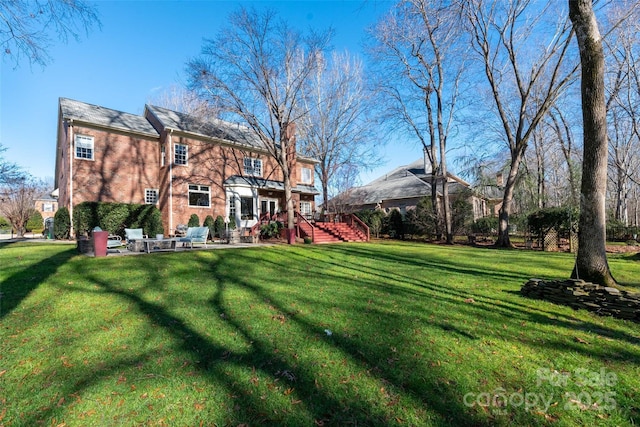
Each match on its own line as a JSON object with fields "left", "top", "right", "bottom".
{"left": 0, "top": 240, "right": 639, "bottom": 426}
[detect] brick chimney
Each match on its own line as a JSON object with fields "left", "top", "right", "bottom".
{"left": 423, "top": 145, "right": 432, "bottom": 174}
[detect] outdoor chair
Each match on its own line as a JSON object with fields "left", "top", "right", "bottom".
{"left": 106, "top": 235, "right": 125, "bottom": 252}
{"left": 124, "top": 228, "right": 148, "bottom": 251}
{"left": 176, "top": 226, "right": 209, "bottom": 249}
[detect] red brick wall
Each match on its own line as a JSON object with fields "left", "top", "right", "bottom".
{"left": 57, "top": 115, "right": 316, "bottom": 237}
{"left": 71, "top": 126, "right": 160, "bottom": 205}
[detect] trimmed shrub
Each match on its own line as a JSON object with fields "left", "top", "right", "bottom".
{"left": 73, "top": 202, "right": 164, "bottom": 238}
{"left": 98, "top": 203, "right": 129, "bottom": 235}
{"left": 188, "top": 214, "right": 200, "bottom": 227}
{"left": 214, "top": 215, "right": 226, "bottom": 238}
{"left": 26, "top": 210, "right": 44, "bottom": 233}
{"left": 472, "top": 216, "right": 498, "bottom": 236}
{"left": 203, "top": 215, "right": 215, "bottom": 241}
{"left": 136, "top": 205, "right": 163, "bottom": 237}
{"left": 54, "top": 207, "right": 71, "bottom": 239}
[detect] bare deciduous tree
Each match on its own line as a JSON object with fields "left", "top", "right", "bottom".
{"left": 462, "top": 0, "right": 579, "bottom": 247}
{"left": 0, "top": 143, "right": 25, "bottom": 185}
{"left": 369, "top": 0, "right": 465, "bottom": 243}
{"left": 297, "top": 51, "right": 378, "bottom": 212}
{"left": 0, "top": 176, "right": 46, "bottom": 237}
{"left": 569, "top": 0, "right": 616, "bottom": 286}
{"left": 1, "top": 0, "right": 99, "bottom": 67}
{"left": 603, "top": 5, "right": 640, "bottom": 227}
{"left": 148, "top": 84, "right": 220, "bottom": 119}
{"left": 187, "top": 7, "right": 329, "bottom": 240}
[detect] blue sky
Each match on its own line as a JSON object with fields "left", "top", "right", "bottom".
{"left": 1, "top": 0, "right": 421, "bottom": 187}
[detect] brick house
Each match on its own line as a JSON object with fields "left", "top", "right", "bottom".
{"left": 55, "top": 98, "right": 319, "bottom": 237}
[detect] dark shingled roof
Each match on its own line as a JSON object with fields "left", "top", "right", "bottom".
{"left": 334, "top": 158, "right": 472, "bottom": 207}
{"left": 59, "top": 98, "right": 159, "bottom": 137}
{"left": 145, "top": 104, "right": 264, "bottom": 150}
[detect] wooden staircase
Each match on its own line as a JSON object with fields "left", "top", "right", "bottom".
{"left": 315, "top": 222, "right": 368, "bottom": 243}
{"left": 296, "top": 213, "right": 369, "bottom": 244}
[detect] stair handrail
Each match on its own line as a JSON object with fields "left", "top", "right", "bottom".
{"left": 346, "top": 214, "right": 370, "bottom": 241}
{"left": 295, "top": 212, "right": 315, "bottom": 243}
{"left": 250, "top": 221, "right": 261, "bottom": 239}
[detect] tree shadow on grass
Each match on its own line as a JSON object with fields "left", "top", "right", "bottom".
{"left": 313, "top": 245, "right": 640, "bottom": 351}
{"left": 0, "top": 242, "right": 77, "bottom": 320}
{"left": 20, "top": 249, "right": 502, "bottom": 426}
{"left": 13, "top": 245, "right": 639, "bottom": 426}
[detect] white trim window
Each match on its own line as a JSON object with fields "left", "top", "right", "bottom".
{"left": 75, "top": 135, "right": 94, "bottom": 160}
{"left": 175, "top": 143, "right": 188, "bottom": 165}
{"left": 243, "top": 157, "right": 262, "bottom": 177}
{"left": 300, "top": 201, "right": 312, "bottom": 218}
{"left": 301, "top": 167, "right": 313, "bottom": 184}
{"left": 188, "top": 184, "right": 210, "bottom": 207}
{"left": 145, "top": 188, "right": 159, "bottom": 204}
{"left": 240, "top": 196, "right": 255, "bottom": 220}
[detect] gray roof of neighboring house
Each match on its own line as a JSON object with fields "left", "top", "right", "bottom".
{"left": 346, "top": 162, "right": 434, "bottom": 206}
{"left": 224, "top": 176, "right": 319, "bottom": 195}
{"left": 146, "top": 104, "right": 264, "bottom": 150}
{"left": 59, "top": 98, "right": 159, "bottom": 137}
{"left": 336, "top": 158, "right": 473, "bottom": 207}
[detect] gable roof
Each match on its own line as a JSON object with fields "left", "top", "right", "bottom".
{"left": 145, "top": 104, "right": 264, "bottom": 150}
{"left": 334, "top": 158, "right": 472, "bottom": 208}
{"left": 59, "top": 98, "right": 159, "bottom": 137}
{"left": 352, "top": 163, "right": 433, "bottom": 205}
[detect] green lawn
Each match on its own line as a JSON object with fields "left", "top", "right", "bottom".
{"left": 1, "top": 241, "right": 639, "bottom": 426}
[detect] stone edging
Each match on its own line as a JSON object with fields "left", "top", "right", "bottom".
{"left": 521, "top": 278, "right": 640, "bottom": 322}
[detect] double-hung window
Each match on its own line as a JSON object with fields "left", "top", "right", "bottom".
{"left": 243, "top": 157, "right": 262, "bottom": 177}
{"left": 175, "top": 144, "right": 188, "bottom": 165}
{"left": 301, "top": 167, "right": 313, "bottom": 184}
{"left": 188, "top": 184, "right": 210, "bottom": 207}
{"left": 75, "top": 135, "right": 94, "bottom": 160}
{"left": 145, "top": 189, "right": 159, "bottom": 204}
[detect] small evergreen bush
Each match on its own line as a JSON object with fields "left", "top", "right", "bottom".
{"left": 54, "top": 207, "right": 71, "bottom": 239}
{"left": 26, "top": 210, "right": 44, "bottom": 233}
{"left": 203, "top": 215, "right": 215, "bottom": 240}
{"left": 260, "top": 221, "right": 284, "bottom": 239}
{"left": 214, "top": 215, "right": 226, "bottom": 238}
{"left": 188, "top": 214, "right": 200, "bottom": 227}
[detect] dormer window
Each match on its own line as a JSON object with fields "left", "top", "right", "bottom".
{"left": 244, "top": 157, "right": 262, "bottom": 177}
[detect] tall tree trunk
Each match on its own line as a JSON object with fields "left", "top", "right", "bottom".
{"left": 495, "top": 152, "right": 524, "bottom": 247}
{"left": 569, "top": 0, "right": 616, "bottom": 286}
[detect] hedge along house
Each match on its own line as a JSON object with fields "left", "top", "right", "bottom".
{"left": 55, "top": 98, "right": 319, "bottom": 237}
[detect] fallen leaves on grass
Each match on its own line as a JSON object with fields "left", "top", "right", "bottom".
{"left": 574, "top": 336, "right": 589, "bottom": 345}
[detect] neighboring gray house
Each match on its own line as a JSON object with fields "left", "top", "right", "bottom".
{"left": 329, "top": 155, "right": 498, "bottom": 220}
